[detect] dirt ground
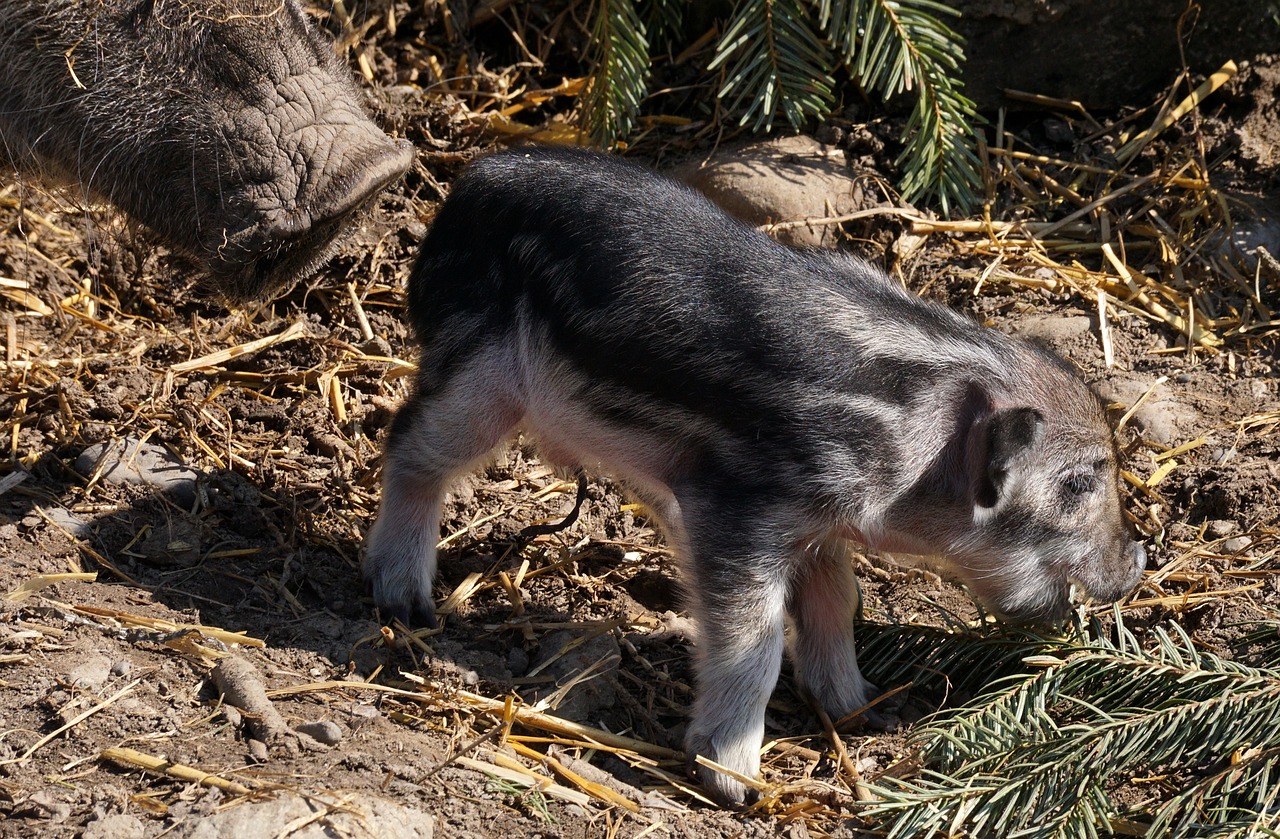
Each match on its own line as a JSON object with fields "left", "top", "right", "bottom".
{"left": 2, "top": 10, "right": 1278, "bottom": 839}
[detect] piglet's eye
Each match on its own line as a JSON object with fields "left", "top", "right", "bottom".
{"left": 1064, "top": 472, "right": 1096, "bottom": 495}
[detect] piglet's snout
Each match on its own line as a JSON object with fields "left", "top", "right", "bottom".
{"left": 1076, "top": 539, "right": 1147, "bottom": 605}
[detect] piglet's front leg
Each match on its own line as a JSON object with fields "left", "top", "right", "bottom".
{"left": 679, "top": 496, "right": 792, "bottom": 807}
{"left": 787, "top": 539, "right": 881, "bottom": 727}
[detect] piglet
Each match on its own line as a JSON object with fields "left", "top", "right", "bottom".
{"left": 365, "top": 147, "right": 1146, "bottom": 805}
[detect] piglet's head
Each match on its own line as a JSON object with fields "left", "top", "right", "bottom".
{"left": 936, "top": 365, "right": 1145, "bottom": 624}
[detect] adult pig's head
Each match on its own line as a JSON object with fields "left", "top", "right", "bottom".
{"left": 0, "top": 0, "right": 413, "bottom": 300}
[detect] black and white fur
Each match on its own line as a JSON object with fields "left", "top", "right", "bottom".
{"left": 365, "top": 147, "right": 1146, "bottom": 805}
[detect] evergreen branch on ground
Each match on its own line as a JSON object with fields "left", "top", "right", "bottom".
{"left": 639, "top": 0, "right": 685, "bottom": 53}
{"left": 577, "top": 0, "right": 981, "bottom": 213}
{"left": 858, "top": 615, "right": 1280, "bottom": 838}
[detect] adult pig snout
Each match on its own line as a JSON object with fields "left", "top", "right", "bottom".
{"left": 266, "top": 137, "right": 415, "bottom": 241}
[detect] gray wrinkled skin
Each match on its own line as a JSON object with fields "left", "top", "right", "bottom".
{"left": 366, "top": 148, "right": 1148, "bottom": 806}
{"left": 0, "top": 0, "right": 413, "bottom": 300}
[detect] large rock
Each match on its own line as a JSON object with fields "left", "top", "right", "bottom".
{"left": 164, "top": 793, "right": 433, "bottom": 839}
{"left": 673, "top": 136, "right": 863, "bottom": 248}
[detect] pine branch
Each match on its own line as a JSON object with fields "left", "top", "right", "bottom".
{"left": 639, "top": 0, "right": 685, "bottom": 53}
{"left": 580, "top": 0, "right": 651, "bottom": 147}
{"left": 862, "top": 619, "right": 1280, "bottom": 838}
{"left": 708, "top": 0, "right": 835, "bottom": 133}
{"left": 819, "top": 0, "right": 982, "bottom": 215}
{"left": 852, "top": 620, "right": 1051, "bottom": 697}
{"left": 1146, "top": 747, "right": 1280, "bottom": 838}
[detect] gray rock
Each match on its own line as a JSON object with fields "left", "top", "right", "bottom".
{"left": 248, "top": 739, "right": 269, "bottom": 763}
{"left": 1206, "top": 519, "right": 1238, "bottom": 539}
{"left": 347, "top": 704, "right": 381, "bottom": 724}
{"left": 673, "top": 136, "right": 861, "bottom": 248}
{"left": 1223, "top": 536, "right": 1253, "bottom": 554}
{"left": 1229, "top": 218, "right": 1280, "bottom": 274}
{"left": 1007, "top": 314, "right": 1096, "bottom": 355}
{"left": 83, "top": 814, "right": 146, "bottom": 839}
{"left": 295, "top": 720, "right": 345, "bottom": 745}
{"left": 1097, "top": 376, "right": 1205, "bottom": 446}
{"left": 67, "top": 654, "right": 113, "bottom": 690}
{"left": 76, "top": 437, "right": 202, "bottom": 507}
{"left": 508, "top": 646, "right": 529, "bottom": 675}
{"left": 36, "top": 505, "right": 93, "bottom": 539}
{"left": 163, "top": 792, "right": 434, "bottom": 839}
{"left": 26, "top": 790, "right": 71, "bottom": 823}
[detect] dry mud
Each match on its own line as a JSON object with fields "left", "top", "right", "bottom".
{"left": 1, "top": 22, "right": 1278, "bottom": 839}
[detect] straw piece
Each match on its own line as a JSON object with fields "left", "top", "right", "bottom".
{"left": 67, "top": 603, "right": 265, "bottom": 648}
{"left": 400, "top": 671, "right": 682, "bottom": 760}
{"left": 458, "top": 753, "right": 593, "bottom": 806}
{"left": 435, "top": 571, "right": 486, "bottom": 616}
{"left": 171, "top": 321, "right": 309, "bottom": 374}
{"left": 1152, "top": 438, "right": 1207, "bottom": 461}
{"left": 0, "top": 288, "right": 55, "bottom": 316}
{"left": 1116, "top": 61, "right": 1237, "bottom": 164}
{"left": 100, "top": 747, "right": 253, "bottom": 795}
{"left": 1097, "top": 288, "right": 1113, "bottom": 369}
{"left": 509, "top": 740, "right": 640, "bottom": 811}
{"left": 1120, "top": 581, "right": 1264, "bottom": 612}
{"left": 812, "top": 705, "right": 873, "bottom": 802}
{"left": 347, "top": 282, "right": 375, "bottom": 342}
{"left": 1101, "top": 244, "right": 1221, "bottom": 348}
{"left": 1145, "top": 458, "right": 1178, "bottom": 488}
{"left": 4, "top": 572, "right": 96, "bottom": 603}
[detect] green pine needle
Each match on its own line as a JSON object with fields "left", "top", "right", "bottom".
{"left": 820, "top": 0, "right": 982, "bottom": 215}
{"left": 581, "top": 0, "right": 651, "bottom": 147}
{"left": 856, "top": 614, "right": 1280, "bottom": 838}
{"left": 708, "top": 0, "right": 836, "bottom": 133}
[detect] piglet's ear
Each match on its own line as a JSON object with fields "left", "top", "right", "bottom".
{"left": 971, "top": 407, "right": 1045, "bottom": 508}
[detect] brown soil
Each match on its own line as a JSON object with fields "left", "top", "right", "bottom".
{"left": 1, "top": 9, "right": 1277, "bottom": 839}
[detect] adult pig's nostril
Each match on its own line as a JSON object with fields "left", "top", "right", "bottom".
{"left": 306, "top": 138, "right": 415, "bottom": 230}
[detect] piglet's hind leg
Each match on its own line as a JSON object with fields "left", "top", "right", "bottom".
{"left": 365, "top": 350, "right": 521, "bottom": 627}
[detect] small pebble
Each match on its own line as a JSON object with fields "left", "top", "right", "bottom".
{"left": 1223, "top": 536, "right": 1252, "bottom": 554}
{"left": 295, "top": 720, "right": 345, "bottom": 746}
{"left": 110, "top": 659, "right": 132, "bottom": 677}
{"left": 1205, "top": 519, "right": 1238, "bottom": 539}
{"left": 37, "top": 505, "right": 93, "bottom": 539}
{"left": 347, "top": 704, "right": 381, "bottom": 724}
